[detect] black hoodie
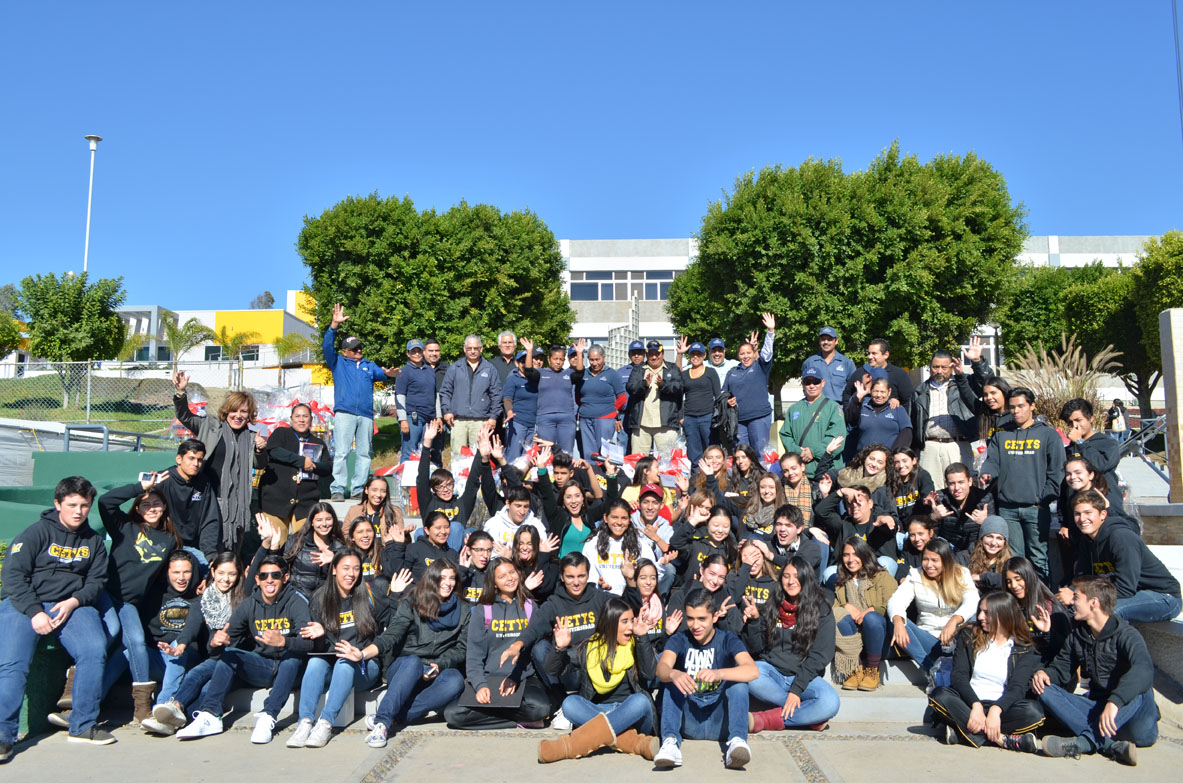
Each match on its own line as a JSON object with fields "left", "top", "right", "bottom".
{"left": 142, "top": 564, "right": 203, "bottom": 647}
{"left": 980, "top": 421, "right": 1066, "bottom": 507}
{"left": 1, "top": 509, "right": 108, "bottom": 617}
{"left": 227, "top": 584, "right": 314, "bottom": 659}
{"left": 1045, "top": 614, "right": 1154, "bottom": 709}
{"left": 99, "top": 483, "right": 179, "bottom": 604}
{"left": 158, "top": 464, "right": 222, "bottom": 557}
{"left": 1077, "top": 520, "right": 1182, "bottom": 599}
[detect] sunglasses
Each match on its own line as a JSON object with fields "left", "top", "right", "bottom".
{"left": 257, "top": 570, "right": 285, "bottom": 581}
{"left": 802, "top": 378, "right": 822, "bottom": 386}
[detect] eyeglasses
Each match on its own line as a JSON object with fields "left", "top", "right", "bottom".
{"left": 257, "top": 570, "right": 285, "bottom": 581}
{"left": 470, "top": 547, "right": 493, "bottom": 555}
{"left": 436, "top": 481, "right": 455, "bottom": 491}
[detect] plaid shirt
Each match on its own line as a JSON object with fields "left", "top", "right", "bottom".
{"left": 783, "top": 476, "right": 813, "bottom": 525}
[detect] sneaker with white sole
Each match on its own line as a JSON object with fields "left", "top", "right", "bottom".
{"left": 365, "top": 722, "right": 388, "bottom": 748}
{"left": 654, "top": 737, "right": 682, "bottom": 768}
{"left": 364, "top": 713, "right": 378, "bottom": 732}
{"left": 47, "top": 710, "right": 71, "bottom": 729}
{"left": 177, "top": 711, "right": 223, "bottom": 740}
{"left": 550, "top": 707, "right": 572, "bottom": 732}
{"left": 67, "top": 727, "right": 116, "bottom": 745}
{"left": 251, "top": 713, "right": 277, "bottom": 745}
{"left": 153, "top": 701, "right": 187, "bottom": 729}
{"left": 287, "top": 718, "right": 313, "bottom": 748}
{"left": 140, "top": 717, "right": 176, "bottom": 736}
{"left": 305, "top": 718, "right": 333, "bottom": 748}
{"left": 724, "top": 737, "right": 751, "bottom": 769}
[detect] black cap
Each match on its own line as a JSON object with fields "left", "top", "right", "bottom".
{"left": 341, "top": 336, "right": 363, "bottom": 351}
{"left": 646, "top": 340, "right": 662, "bottom": 352}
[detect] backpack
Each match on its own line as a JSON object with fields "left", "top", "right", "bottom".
{"left": 712, "top": 392, "right": 739, "bottom": 451}
{"left": 483, "top": 599, "right": 534, "bottom": 629}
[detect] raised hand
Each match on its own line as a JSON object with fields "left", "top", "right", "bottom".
{"left": 747, "top": 331, "right": 760, "bottom": 347}
{"left": 676, "top": 335, "right": 689, "bottom": 355}
{"left": 172, "top": 370, "right": 189, "bottom": 394}
{"left": 389, "top": 568, "right": 413, "bottom": 594}
{"left": 525, "top": 570, "right": 544, "bottom": 591}
{"left": 331, "top": 303, "right": 348, "bottom": 329}
{"left": 715, "top": 595, "right": 736, "bottom": 622}
{"left": 853, "top": 379, "right": 869, "bottom": 400}
{"left": 382, "top": 521, "right": 406, "bottom": 544}
{"left": 761, "top": 312, "right": 776, "bottom": 332}
{"left": 553, "top": 619, "right": 572, "bottom": 650}
{"left": 490, "top": 434, "right": 505, "bottom": 462}
{"left": 533, "top": 445, "right": 552, "bottom": 469}
{"left": 1032, "top": 604, "right": 1052, "bottom": 633}
{"left": 423, "top": 418, "right": 439, "bottom": 447}
{"left": 826, "top": 436, "right": 844, "bottom": 454}
{"left": 574, "top": 337, "right": 588, "bottom": 355}
{"left": 540, "top": 534, "right": 560, "bottom": 554}
{"left": 665, "top": 609, "right": 683, "bottom": 635}
{"left": 519, "top": 336, "right": 535, "bottom": 356}
{"left": 817, "top": 473, "right": 833, "bottom": 497}
{"left": 963, "top": 335, "right": 983, "bottom": 363}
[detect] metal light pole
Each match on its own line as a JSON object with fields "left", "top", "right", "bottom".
{"left": 83, "top": 134, "right": 102, "bottom": 274}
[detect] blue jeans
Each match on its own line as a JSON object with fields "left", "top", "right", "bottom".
{"left": 299, "top": 656, "right": 379, "bottom": 724}
{"left": 749, "top": 662, "right": 840, "bottom": 726}
{"left": 374, "top": 655, "right": 464, "bottom": 727}
{"left": 97, "top": 591, "right": 151, "bottom": 688}
{"left": 149, "top": 646, "right": 192, "bottom": 705}
{"left": 579, "top": 416, "right": 618, "bottom": 464}
{"left": 896, "top": 618, "right": 943, "bottom": 671}
{"left": 998, "top": 503, "right": 1050, "bottom": 580}
{"left": 738, "top": 413, "right": 772, "bottom": 456}
{"left": 0, "top": 598, "right": 106, "bottom": 742}
{"left": 400, "top": 412, "right": 429, "bottom": 465}
{"left": 535, "top": 412, "right": 576, "bottom": 454}
{"left": 1114, "top": 591, "right": 1182, "bottom": 623}
{"left": 171, "top": 656, "right": 220, "bottom": 710}
{"left": 683, "top": 414, "right": 713, "bottom": 467}
{"left": 659, "top": 680, "right": 749, "bottom": 746}
{"left": 506, "top": 418, "right": 536, "bottom": 463}
{"left": 192, "top": 647, "right": 304, "bottom": 719}
{"left": 332, "top": 411, "right": 374, "bottom": 496}
{"left": 562, "top": 692, "right": 653, "bottom": 735}
{"left": 1038, "top": 684, "right": 1147, "bottom": 753}
{"left": 838, "top": 611, "right": 890, "bottom": 659}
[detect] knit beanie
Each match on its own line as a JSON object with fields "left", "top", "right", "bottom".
{"left": 979, "top": 515, "right": 1008, "bottom": 541}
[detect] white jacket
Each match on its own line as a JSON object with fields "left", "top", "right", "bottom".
{"left": 887, "top": 565, "right": 979, "bottom": 635}
{"left": 582, "top": 535, "right": 665, "bottom": 596}
{"left": 483, "top": 508, "right": 548, "bottom": 547}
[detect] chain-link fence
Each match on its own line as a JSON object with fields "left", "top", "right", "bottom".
{"left": 0, "top": 359, "right": 322, "bottom": 437}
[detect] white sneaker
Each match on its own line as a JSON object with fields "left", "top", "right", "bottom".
{"left": 287, "top": 718, "right": 313, "bottom": 748}
{"left": 364, "top": 713, "right": 378, "bottom": 732}
{"left": 140, "top": 717, "right": 176, "bottom": 736}
{"left": 365, "top": 722, "right": 388, "bottom": 748}
{"left": 176, "top": 711, "right": 223, "bottom": 740}
{"left": 153, "top": 701, "right": 187, "bottom": 729}
{"left": 251, "top": 713, "right": 277, "bottom": 745}
{"left": 654, "top": 737, "right": 683, "bottom": 768}
{"left": 724, "top": 737, "right": 751, "bottom": 769}
{"left": 305, "top": 718, "right": 333, "bottom": 748}
{"left": 550, "top": 707, "right": 572, "bottom": 732}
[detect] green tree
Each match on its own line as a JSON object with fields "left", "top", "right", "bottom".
{"left": 250, "top": 291, "right": 275, "bottom": 309}
{"left": 667, "top": 142, "right": 1027, "bottom": 387}
{"left": 995, "top": 262, "right": 1115, "bottom": 362}
{"left": 0, "top": 316, "right": 20, "bottom": 358}
{"left": 116, "top": 324, "right": 145, "bottom": 362}
{"left": 162, "top": 314, "right": 215, "bottom": 369}
{"left": 1131, "top": 231, "right": 1183, "bottom": 384}
{"left": 0, "top": 283, "right": 17, "bottom": 316}
{"left": 298, "top": 194, "right": 574, "bottom": 364}
{"left": 16, "top": 272, "right": 126, "bottom": 407}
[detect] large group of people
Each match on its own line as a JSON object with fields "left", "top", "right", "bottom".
{"left": 0, "top": 304, "right": 1177, "bottom": 770}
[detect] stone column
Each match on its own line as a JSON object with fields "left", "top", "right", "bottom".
{"left": 1159, "top": 308, "right": 1183, "bottom": 502}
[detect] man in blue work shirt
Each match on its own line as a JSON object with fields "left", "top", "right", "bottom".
{"left": 395, "top": 339, "right": 437, "bottom": 466}
{"left": 324, "top": 303, "right": 399, "bottom": 500}
{"left": 803, "top": 326, "right": 855, "bottom": 404}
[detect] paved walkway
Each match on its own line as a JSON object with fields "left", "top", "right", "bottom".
{"left": 6, "top": 718, "right": 1183, "bottom": 782}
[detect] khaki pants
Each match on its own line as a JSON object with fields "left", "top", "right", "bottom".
{"left": 262, "top": 512, "right": 308, "bottom": 548}
{"left": 631, "top": 425, "right": 679, "bottom": 454}
{"left": 451, "top": 418, "right": 485, "bottom": 464}
{"left": 918, "top": 439, "right": 969, "bottom": 490}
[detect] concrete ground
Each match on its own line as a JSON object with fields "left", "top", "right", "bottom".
{"left": 6, "top": 716, "right": 1183, "bottom": 782}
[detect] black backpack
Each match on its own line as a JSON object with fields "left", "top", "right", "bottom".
{"left": 711, "top": 392, "right": 738, "bottom": 451}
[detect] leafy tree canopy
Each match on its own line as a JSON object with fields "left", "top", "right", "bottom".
{"left": 15, "top": 272, "right": 125, "bottom": 361}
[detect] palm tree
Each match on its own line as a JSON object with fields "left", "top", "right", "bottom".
{"left": 273, "top": 332, "right": 320, "bottom": 387}
{"left": 162, "top": 315, "right": 215, "bottom": 370}
{"left": 213, "top": 325, "right": 260, "bottom": 388}
{"left": 116, "top": 324, "right": 145, "bottom": 362}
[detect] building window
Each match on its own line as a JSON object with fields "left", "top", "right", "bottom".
{"left": 600, "top": 283, "right": 614, "bottom": 300}
{"left": 571, "top": 283, "right": 598, "bottom": 301}
{"left": 156, "top": 346, "right": 172, "bottom": 362}
{"left": 204, "top": 346, "right": 223, "bottom": 361}
{"left": 614, "top": 271, "right": 629, "bottom": 280}
{"left": 240, "top": 345, "right": 260, "bottom": 362}
{"left": 586, "top": 271, "right": 613, "bottom": 281}
{"left": 645, "top": 283, "right": 658, "bottom": 300}
{"left": 660, "top": 282, "right": 672, "bottom": 299}
{"left": 570, "top": 271, "right": 585, "bottom": 281}
{"left": 134, "top": 347, "right": 151, "bottom": 362}
{"left": 647, "top": 270, "right": 674, "bottom": 280}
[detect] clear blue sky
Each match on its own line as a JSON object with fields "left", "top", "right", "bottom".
{"left": 1, "top": 2, "right": 1180, "bottom": 309}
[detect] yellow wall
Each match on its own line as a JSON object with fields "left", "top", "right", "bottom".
{"left": 293, "top": 291, "right": 317, "bottom": 326}
{"left": 213, "top": 310, "right": 286, "bottom": 343}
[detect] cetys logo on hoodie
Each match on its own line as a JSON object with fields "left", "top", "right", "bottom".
{"left": 48, "top": 544, "right": 90, "bottom": 562}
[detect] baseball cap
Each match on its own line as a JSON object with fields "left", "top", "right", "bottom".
{"left": 568, "top": 346, "right": 578, "bottom": 358}
{"left": 801, "top": 360, "right": 825, "bottom": 380}
{"left": 341, "top": 336, "right": 363, "bottom": 351}
{"left": 532, "top": 347, "right": 545, "bottom": 358}
{"left": 818, "top": 326, "right": 838, "bottom": 339}
{"left": 515, "top": 350, "right": 528, "bottom": 362}
{"left": 406, "top": 339, "right": 424, "bottom": 352}
{"left": 628, "top": 340, "right": 645, "bottom": 353}
{"left": 708, "top": 337, "right": 725, "bottom": 350}
{"left": 688, "top": 342, "right": 706, "bottom": 355}
{"left": 867, "top": 366, "right": 889, "bottom": 381}
{"left": 639, "top": 483, "right": 663, "bottom": 501}
{"left": 646, "top": 340, "right": 663, "bottom": 352}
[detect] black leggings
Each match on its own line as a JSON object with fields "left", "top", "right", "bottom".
{"left": 443, "top": 677, "right": 553, "bottom": 730}
{"left": 929, "top": 686, "right": 1044, "bottom": 747}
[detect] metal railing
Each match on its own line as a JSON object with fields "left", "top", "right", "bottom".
{"left": 1120, "top": 415, "right": 1169, "bottom": 483}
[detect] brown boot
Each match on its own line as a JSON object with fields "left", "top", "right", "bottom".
{"left": 537, "top": 713, "right": 616, "bottom": 763}
{"left": 858, "top": 666, "right": 881, "bottom": 691}
{"left": 58, "top": 665, "right": 76, "bottom": 710}
{"left": 614, "top": 728, "right": 659, "bottom": 760}
{"left": 748, "top": 708, "right": 786, "bottom": 734}
{"left": 841, "top": 668, "right": 862, "bottom": 690}
{"left": 131, "top": 682, "right": 156, "bottom": 725}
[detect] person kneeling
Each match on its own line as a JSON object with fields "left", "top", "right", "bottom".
{"left": 653, "top": 588, "right": 758, "bottom": 770}
{"left": 928, "top": 591, "right": 1044, "bottom": 751}
{"left": 538, "top": 597, "right": 660, "bottom": 763}
{"left": 1032, "top": 575, "right": 1158, "bottom": 766}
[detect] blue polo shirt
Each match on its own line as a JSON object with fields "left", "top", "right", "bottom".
{"left": 854, "top": 398, "right": 911, "bottom": 451}
{"left": 395, "top": 361, "right": 437, "bottom": 420}
{"left": 803, "top": 351, "right": 856, "bottom": 403}
{"left": 574, "top": 367, "right": 625, "bottom": 419}
{"left": 504, "top": 369, "right": 539, "bottom": 427}
{"left": 535, "top": 367, "right": 576, "bottom": 416}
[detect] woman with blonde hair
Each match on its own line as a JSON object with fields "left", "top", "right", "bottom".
{"left": 888, "top": 539, "right": 979, "bottom": 671}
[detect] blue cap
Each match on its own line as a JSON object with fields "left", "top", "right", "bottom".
{"left": 532, "top": 347, "right": 545, "bottom": 357}
{"left": 801, "top": 360, "right": 825, "bottom": 380}
{"left": 406, "top": 339, "right": 424, "bottom": 352}
{"left": 867, "top": 366, "right": 888, "bottom": 381}
{"left": 688, "top": 342, "right": 706, "bottom": 355}
{"left": 708, "top": 337, "right": 725, "bottom": 350}
{"left": 628, "top": 340, "right": 645, "bottom": 353}
{"left": 646, "top": 340, "right": 663, "bottom": 352}
{"left": 818, "top": 326, "right": 837, "bottom": 339}
{"left": 515, "top": 350, "right": 527, "bottom": 362}
{"left": 568, "top": 346, "right": 578, "bottom": 358}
